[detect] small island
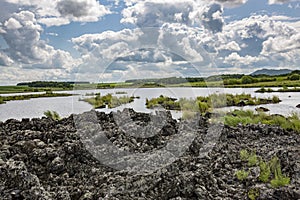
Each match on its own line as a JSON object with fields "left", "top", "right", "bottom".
{"left": 256, "top": 86, "right": 300, "bottom": 93}
{"left": 146, "top": 93, "right": 281, "bottom": 113}
{"left": 80, "top": 93, "right": 138, "bottom": 109}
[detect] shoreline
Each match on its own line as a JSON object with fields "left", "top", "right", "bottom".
{"left": 1, "top": 80, "right": 300, "bottom": 94}
{"left": 0, "top": 92, "right": 75, "bottom": 105}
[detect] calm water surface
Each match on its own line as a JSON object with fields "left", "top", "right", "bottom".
{"left": 0, "top": 87, "right": 299, "bottom": 121}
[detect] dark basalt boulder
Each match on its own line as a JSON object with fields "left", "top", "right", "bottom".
{"left": 237, "top": 101, "right": 246, "bottom": 107}
{"left": 296, "top": 104, "right": 300, "bottom": 108}
{"left": 255, "top": 106, "right": 270, "bottom": 112}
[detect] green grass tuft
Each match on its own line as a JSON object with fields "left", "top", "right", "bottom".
{"left": 269, "top": 156, "right": 290, "bottom": 188}
{"left": 235, "top": 169, "right": 249, "bottom": 181}
{"left": 248, "top": 151, "right": 259, "bottom": 167}
{"left": 240, "top": 149, "right": 249, "bottom": 161}
{"left": 248, "top": 188, "right": 260, "bottom": 200}
{"left": 259, "top": 160, "right": 271, "bottom": 183}
{"left": 44, "top": 110, "right": 61, "bottom": 120}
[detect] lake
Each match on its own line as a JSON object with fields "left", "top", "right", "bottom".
{"left": 0, "top": 87, "right": 299, "bottom": 121}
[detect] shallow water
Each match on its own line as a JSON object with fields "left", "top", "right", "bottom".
{"left": 0, "top": 87, "right": 299, "bottom": 121}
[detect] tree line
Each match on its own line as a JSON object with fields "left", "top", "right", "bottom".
{"left": 17, "top": 81, "right": 89, "bottom": 88}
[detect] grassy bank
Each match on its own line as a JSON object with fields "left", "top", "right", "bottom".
{"left": 0, "top": 91, "right": 73, "bottom": 104}
{"left": 0, "top": 85, "right": 73, "bottom": 94}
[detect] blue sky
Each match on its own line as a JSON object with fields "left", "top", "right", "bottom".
{"left": 0, "top": 0, "right": 299, "bottom": 84}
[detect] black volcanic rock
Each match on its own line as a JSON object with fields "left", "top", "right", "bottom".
{"left": 255, "top": 106, "right": 270, "bottom": 112}
{"left": 0, "top": 110, "right": 299, "bottom": 199}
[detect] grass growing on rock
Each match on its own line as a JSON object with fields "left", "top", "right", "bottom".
{"left": 235, "top": 169, "right": 249, "bottom": 181}
{"left": 44, "top": 110, "right": 61, "bottom": 120}
{"left": 248, "top": 188, "right": 260, "bottom": 200}
{"left": 269, "top": 156, "right": 290, "bottom": 188}
{"left": 247, "top": 151, "right": 259, "bottom": 167}
{"left": 259, "top": 160, "right": 271, "bottom": 183}
{"left": 239, "top": 149, "right": 259, "bottom": 167}
{"left": 237, "top": 149, "right": 290, "bottom": 189}
{"left": 240, "top": 149, "right": 250, "bottom": 161}
{"left": 224, "top": 110, "right": 300, "bottom": 132}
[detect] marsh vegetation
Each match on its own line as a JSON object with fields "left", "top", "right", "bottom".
{"left": 80, "top": 93, "right": 138, "bottom": 109}
{"left": 0, "top": 91, "right": 73, "bottom": 104}
{"left": 146, "top": 93, "right": 281, "bottom": 113}
{"left": 256, "top": 86, "right": 300, "bottom": 93}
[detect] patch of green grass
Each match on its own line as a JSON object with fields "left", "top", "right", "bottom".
{"left": 237, "top": 150, "right": 290, "bottom": 189}
{"left": 146, "top": 93, "right": 280, "bottom": 116}
{"left": 239, "top": 149, "right": 259, "bottom": 166}
{"left": 146, "top": 95, "right": 180, "bottom": 110}
{"left": 270, "top": 175, "right": 290, "bottom": 188}
{"left": 224, "top": 110, "right": 300, "bottom": 133}
{"left": 269, "top": 156, "right": 290, "bottom": 188}
{"left": 259, "top": 160, "right": 271, "bottom": 183}
{"left": 235, "top": 169, "right": 249, "bottom": 181}
{"left": 225, "top": 115, "right": 253, "bottom": 127}
{"left": 240, "top": 149, "right": 250, "bottom": 161}
{"left": 109, "top": 95, "right": 135, "bottom": 108}
{"left": 81, "top": 93, "right": 137, "bottom": 109}
{"left": 248, "top": 151, "right": 259, "bottom": 167}
{"left": 44, "top": 110, "right": 61, "bottom": 120}
{"left": 248, "top": 188, "right": 260, "bottom": 200}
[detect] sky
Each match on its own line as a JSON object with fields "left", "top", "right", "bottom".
{"left": 0, "top": 0, "right": 299, "bottom": 84}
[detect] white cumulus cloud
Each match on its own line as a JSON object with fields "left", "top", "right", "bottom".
{"left": 121, "top": 0, "right": 226, "bottom": 33}
{"left": 3, "top": 0, "right": 111, "bottom": 26}
{"left": 0, "top": 11, "right": 81, "bottom": 71}
{"left": 269, "top": 0, "right": 290, "bottom": 4}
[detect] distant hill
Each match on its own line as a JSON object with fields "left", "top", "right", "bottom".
{"left": 251, "top": 69, "right": 292, "bottom": 76}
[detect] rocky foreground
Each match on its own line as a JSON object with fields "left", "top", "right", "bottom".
{"left": 0, "top": 109, "right": 299, "bottom": 200}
